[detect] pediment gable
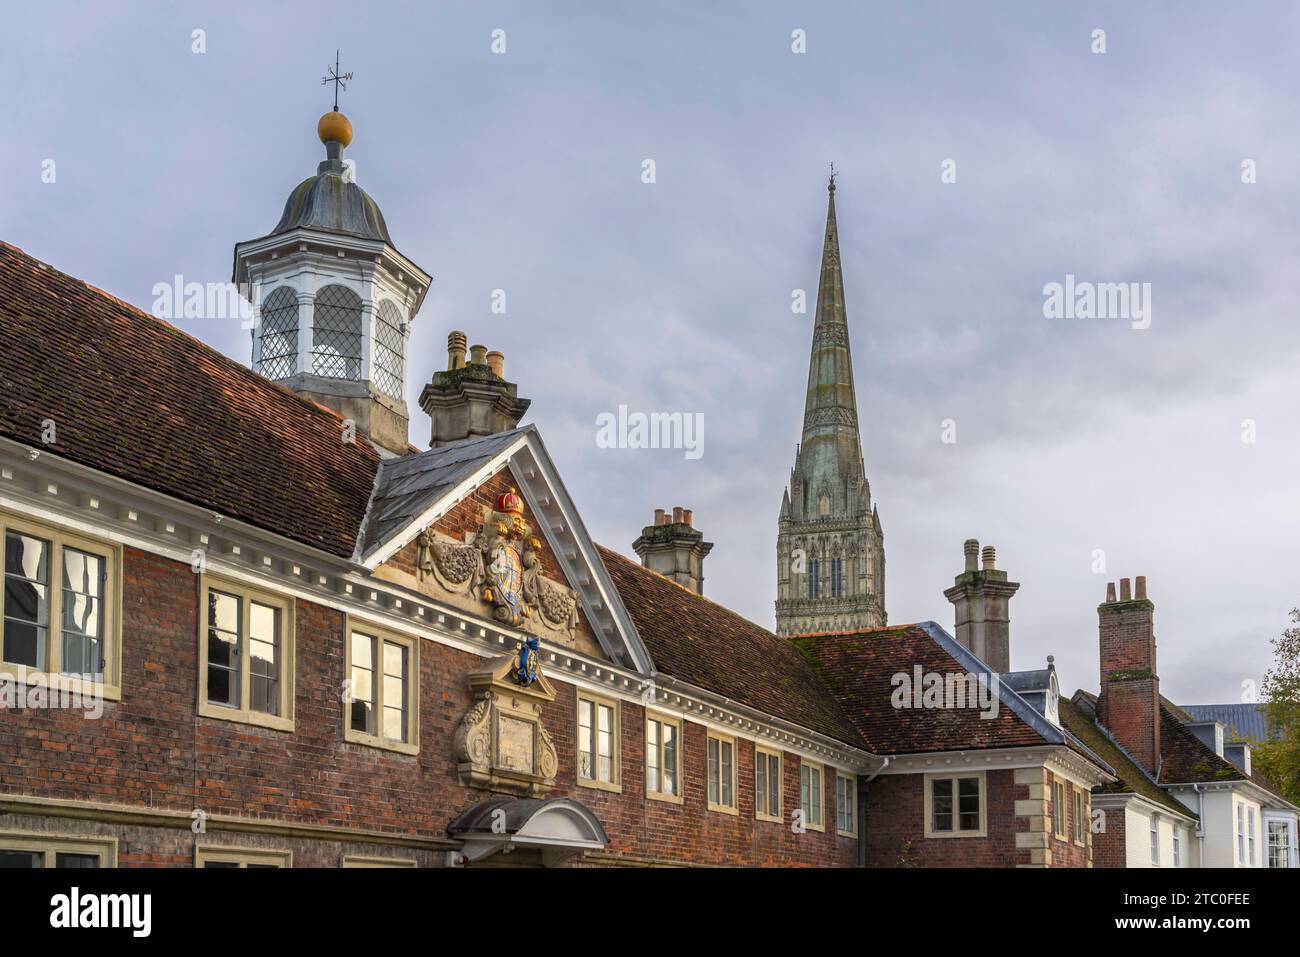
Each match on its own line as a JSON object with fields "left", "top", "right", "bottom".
{"left": 358, "top": 427, "right": 652, "bottom": 674}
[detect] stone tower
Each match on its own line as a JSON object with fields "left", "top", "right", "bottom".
{"left": 775, "top": 178, "right": 885, "bottom": 636}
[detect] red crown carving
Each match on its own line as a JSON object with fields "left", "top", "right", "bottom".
{"left": 497, "top": 487, "right": 524, "bottom": 516}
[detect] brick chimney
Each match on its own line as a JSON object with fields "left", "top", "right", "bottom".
{"left": 943, "top": 539, "right": 1020, "bottom": 673}
{"left": 418, "top": 331, "right": 530, "bottom": 447}
{"left": 632, "top": 507, "right": 713, "bottom": 595}
{"left": 1097, "top": 575, "right": 1161, "bottom": 776}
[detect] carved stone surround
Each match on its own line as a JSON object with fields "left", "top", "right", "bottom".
{"left": 455, "top": 653, "right": 559, "bottom": 797}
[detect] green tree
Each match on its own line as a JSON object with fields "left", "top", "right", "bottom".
{"left": 1253, "top": 609, "right": 1300, "bottom": 804}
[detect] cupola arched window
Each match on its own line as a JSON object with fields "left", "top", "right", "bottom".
{"left": 312, "top": 284, "right": 363, "bottom": 379}
{"left": 257, "top": 286, "right": 298, "bottom": 380}
{"left": 373, "top": 300, "right": 405, "bottom": 399}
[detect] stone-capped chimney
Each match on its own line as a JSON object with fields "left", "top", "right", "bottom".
{"left": 632, "top": 507, "right": 714, "bottom": 595}
{"left": 1097, "top": 576, "right": 1161, "bottom": 776}
{"left": 419, "top": 331, "right": 531, "bottom": 447}
{"left": 943, "top": 539, "right": 1020, "bottom": 673}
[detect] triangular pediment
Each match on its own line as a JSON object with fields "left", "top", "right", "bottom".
{"left": 357, "top": 426, "right": 652, "bottom": 674}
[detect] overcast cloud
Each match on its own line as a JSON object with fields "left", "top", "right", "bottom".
{"left": 6, "top": 1, "right": 1300, "bottom": 704}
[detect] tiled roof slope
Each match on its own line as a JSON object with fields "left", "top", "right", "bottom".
{"left": 792, "top": 626, "right": 1048, "bottom": 754}
{"left": 596, "top": 545, "right": 867, "bottom": 750}
{"left": 1059, "top": 695, "right": 1196, "bottom": 820}
{"left": 0, "top": 243, "right": 380, "bottom": 557}
{"left": 1158, "top": 697, "right": 1247, "bottom": 785}
{"left": 1077, "top": 690, "right": 1297, "bottom": 808}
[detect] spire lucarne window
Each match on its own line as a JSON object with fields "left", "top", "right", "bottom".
{"left": 775, "top": 176, "right": 885, "bottom": 636}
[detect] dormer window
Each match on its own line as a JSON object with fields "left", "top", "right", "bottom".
{"left": 257, "top": 286, "right": 298, "bottom": 380}
{"left": 311, "top": 284, "right": 363, "bottom": 379}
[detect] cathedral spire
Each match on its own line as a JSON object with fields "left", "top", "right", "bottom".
{"left": 775, "top": 177, "right": 885, "bottom": 636}
{"left": 799, "top": 176, "right": 862, "bottom": 482}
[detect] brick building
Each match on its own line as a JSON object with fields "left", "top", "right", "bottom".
{"left": 1061, "top": 578, "right": 1300, "bottom": 868}
{"left": 0, "top": 107, "right": 1133, "bottom": 868}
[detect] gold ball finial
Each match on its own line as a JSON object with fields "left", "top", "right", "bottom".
{"left": 317, "top": 110, "right": 353, "bottom": 148}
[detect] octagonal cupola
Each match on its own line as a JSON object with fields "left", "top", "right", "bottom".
{"left": 233, "top": 109, "right": 431, "bottom": 456}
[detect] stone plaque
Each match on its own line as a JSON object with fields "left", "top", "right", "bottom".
{"left": 497, "top": 714, "right": 535, "bottom": 773}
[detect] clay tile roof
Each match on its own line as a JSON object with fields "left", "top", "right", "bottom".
{"left": 595, "top": 545, "right": 867, "bottom": 750}
{"left": 1156, "top": 696, "right": 1247, "bottom": 785}
{"left": 0, "top": 243, "right": 380, "bottom": 557}
{"left": 1059, "top": 694, "right": 1197, "bottom": 820}
{"left": 792, "top": 626, "right": 1049, "bottom": 754}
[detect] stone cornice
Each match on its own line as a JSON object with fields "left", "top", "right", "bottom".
{"left": 0, "top": 438, "right": 877, "bottom": 775}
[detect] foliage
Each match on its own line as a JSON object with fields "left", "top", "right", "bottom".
{"left": 1253, "top": 609, "right": 1300, "bottom": 804}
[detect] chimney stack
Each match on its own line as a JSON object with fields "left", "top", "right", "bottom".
{"left": 632, "top": 507, "right": 714, "bottom": 595}
{"left": 420, "top": 331, "right": 531, "bottom": 448}
{"left": 943, "top": 538, "right": 1020, "bottom": 673}
{"left": 1097, "top": 576, "right": 1160, "bottom": 776}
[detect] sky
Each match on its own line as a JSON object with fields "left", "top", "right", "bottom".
{"left": 5, "top": 1, "right": 1299, "bottom": 704}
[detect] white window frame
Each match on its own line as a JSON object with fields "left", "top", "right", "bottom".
{"left": 1072, "top": 786, "right": 1086, "bottom": 846}
{"left": 923, "top": 772, "right": 987, "bottom": 838}
{"left": 1150, "top": 815, "right": 1160, "bottom": 866}
{"left": 344, "top": 619, "right": 419, "bottom": 756}
{"left": 576, "top": 690, "right": 620, "bottom": 792}
{"left": 1173, "top": 826, "right": 1181, "bottom": 868}
{"left": 1052, "top": 779, "right": 1068, "bottom": 840}
{"left": 836, "top": 771, "right": 858, "bottom": 837}
{"left": 1237, "top": 802, "right": 1246, "bottom": 866}
{"left": 799, "top": 759, "right": 825, "bottom": 832}
{"left": 1266, "top": 817, "right": 1294, "bottom": 869}
{"left": 1248, "top": 807, "right": 1257, "bottom": 866}
{"left": 755, "top": 746, "right": 783, "bottom": 823}
{"left": 197, "top": 576, "right": 295, "bottom": 731}
{"left": 645, "top": 711, "right": 683, "bottom": 804}
{"left": 0, "top": 510, "right": 122, "bottom": 699}
{"left": 706, "top": 731, "right": 737, "bottom": 814}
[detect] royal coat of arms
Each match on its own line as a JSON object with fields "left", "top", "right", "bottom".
{"left": 415, "top": 486, "right": 580, "bottom": 637}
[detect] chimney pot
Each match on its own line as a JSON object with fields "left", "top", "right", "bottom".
{"left": 486, "top": 350, "right": 505, "bottom": 378}
{"left": 964, "top": 539, "right": 979, "bottom": 572}
{"left": 1135, "top": 575, "right": 1147, "bottom": 600}
{"left": 672, "top": 506, "right": 684, "bottom": 524}
{"left": 469, "top": 344, "right": 488, "bottom": 366}
{"left": 446, "top": 331, "right": 467, "bottom": 370}
{"left": 981, "top": 545, "right": 996, "bottom": 571}
{"left": 1106, "top": 582, "right": 1117, "bottom": 603}
{"left": 682, "top": 509, "right": 693, "bottom": 527}
{"left": 1120, "top": 578, "right": 1132, "bottom": 601}
{"left": 654, "top": 508, "right": 666, "bottom": 526}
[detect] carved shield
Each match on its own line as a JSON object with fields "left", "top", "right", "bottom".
{"left": 489, "top": 541, "right": 525, "bottom": 620}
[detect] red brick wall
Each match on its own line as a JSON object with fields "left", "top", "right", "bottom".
{"left": 1097, "top": 598, "right": 1160, "bottom": 776}
{"left": 862, "top": 770, "right": 1021, "bottom": 867}
{"left": 1047, "top": 773, "right": 1091, "bottom": 868}
{"left": 0, "top": 547, "right": 856, "bottom": 868}
{"left": 1091, "top": 804, "right": 1127, "bottom": 868}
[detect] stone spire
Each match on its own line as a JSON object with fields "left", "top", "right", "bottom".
{"left": 775, "top": 177, "right": 885, "bottom": 636}
{"left": 799, "top": 175, "right": 863, "bottom": 486}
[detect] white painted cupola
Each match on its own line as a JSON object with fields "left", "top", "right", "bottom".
{"left": 233, "top": 107, "right": 431, "bottom": 455}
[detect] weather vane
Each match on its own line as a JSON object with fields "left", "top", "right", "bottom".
{"left": 829, "top": 161, "right": 837, "bottom": 189}
{"left": 321, "top": 50, "right": 353, "bottom": 112}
